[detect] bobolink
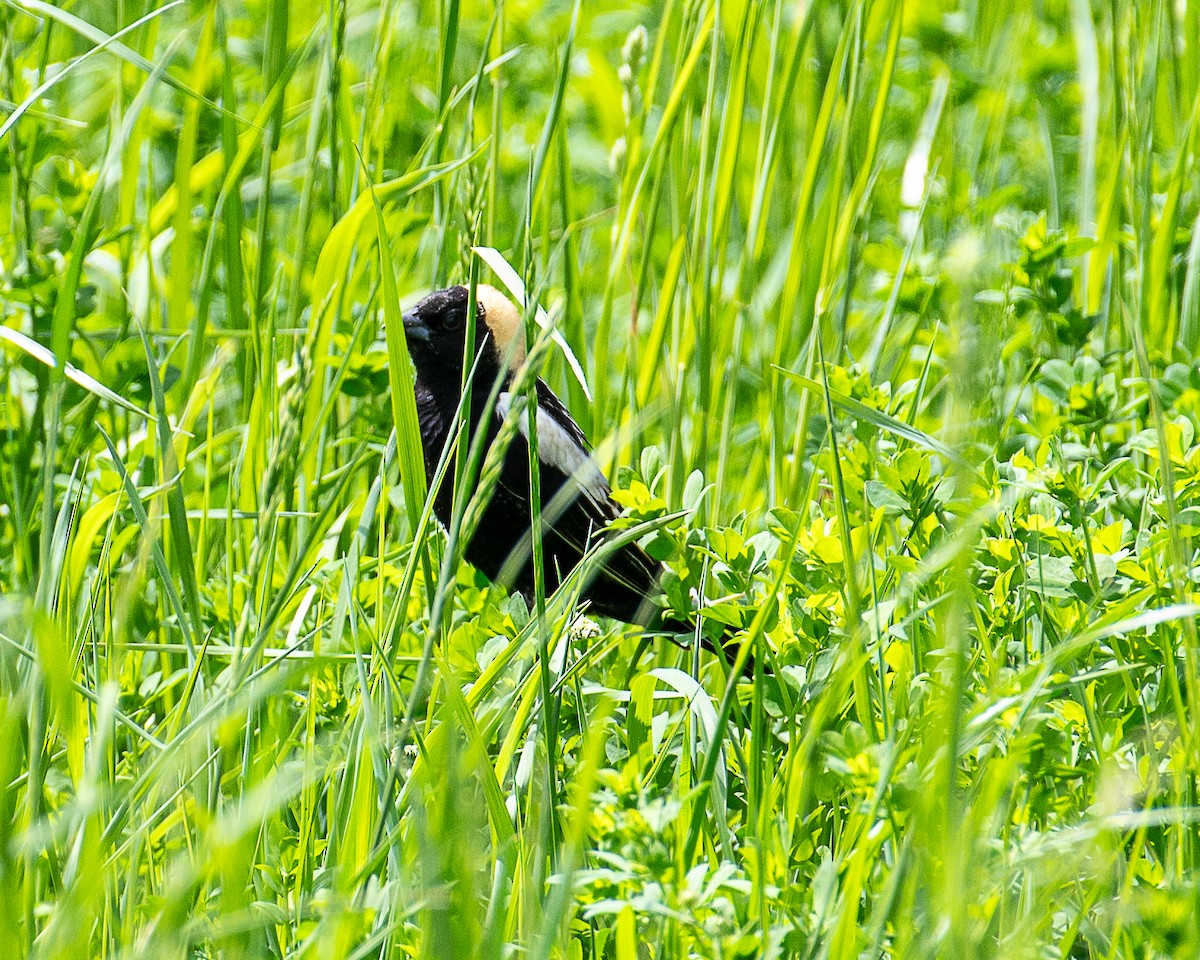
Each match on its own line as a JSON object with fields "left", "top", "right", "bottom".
{"left": 402, "top": 283, "right": 736, "bottom": 667}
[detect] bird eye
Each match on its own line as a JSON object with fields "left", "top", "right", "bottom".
{"left": 444, "top": 311, "right": 463, "bottom": 331}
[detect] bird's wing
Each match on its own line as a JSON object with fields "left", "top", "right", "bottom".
{"left": 495, "top": 385, "right": 616, "bottom": 519}
{"left": 489, "top": 383, "right": 664, "bottom": 615}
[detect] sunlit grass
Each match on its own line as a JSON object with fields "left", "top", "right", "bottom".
{"left": 2, "top": 0, "right": 1200, "bottom": 957}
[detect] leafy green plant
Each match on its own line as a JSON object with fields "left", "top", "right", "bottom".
{"left": 3, "top": 1, "right": 1200, "bottom": 958}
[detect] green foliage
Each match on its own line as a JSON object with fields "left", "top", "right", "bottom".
{"left": 2, "top": 0, "right": 1200, "bottom": 958}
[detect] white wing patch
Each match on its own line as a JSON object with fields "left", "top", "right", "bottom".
{"left": 496, "top": 392, "right": 611, "bottom": 509}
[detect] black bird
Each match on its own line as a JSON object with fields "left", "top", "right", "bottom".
{"left": 401, "top": 284, "right": 738, "bottom": 667}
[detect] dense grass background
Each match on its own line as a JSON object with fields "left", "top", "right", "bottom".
{"left": 3, "top": 0, "right": 1200, "bottom": 956}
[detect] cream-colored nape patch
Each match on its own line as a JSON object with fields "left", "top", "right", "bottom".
{"left": 475, "top": 284, "right": 526, "bottom": 364}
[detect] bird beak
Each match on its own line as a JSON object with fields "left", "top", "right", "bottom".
{"left": 402, "top": 309, "right": 431, "bottom": 343}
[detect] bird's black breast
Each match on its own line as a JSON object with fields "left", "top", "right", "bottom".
{"left": 414, "top": 379, "right": 448, "bottom": 473}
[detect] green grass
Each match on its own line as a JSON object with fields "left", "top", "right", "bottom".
{"left": 2, "top": 0, "right": 1200, "bottom": 956}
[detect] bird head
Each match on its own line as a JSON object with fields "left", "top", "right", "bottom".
{"left": 402, "top": 284, "right": 525, "bottom": 382}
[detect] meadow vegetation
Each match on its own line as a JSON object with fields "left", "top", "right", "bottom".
{"left": 3, "top": 0, "right": 1200, "bottom": 956}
